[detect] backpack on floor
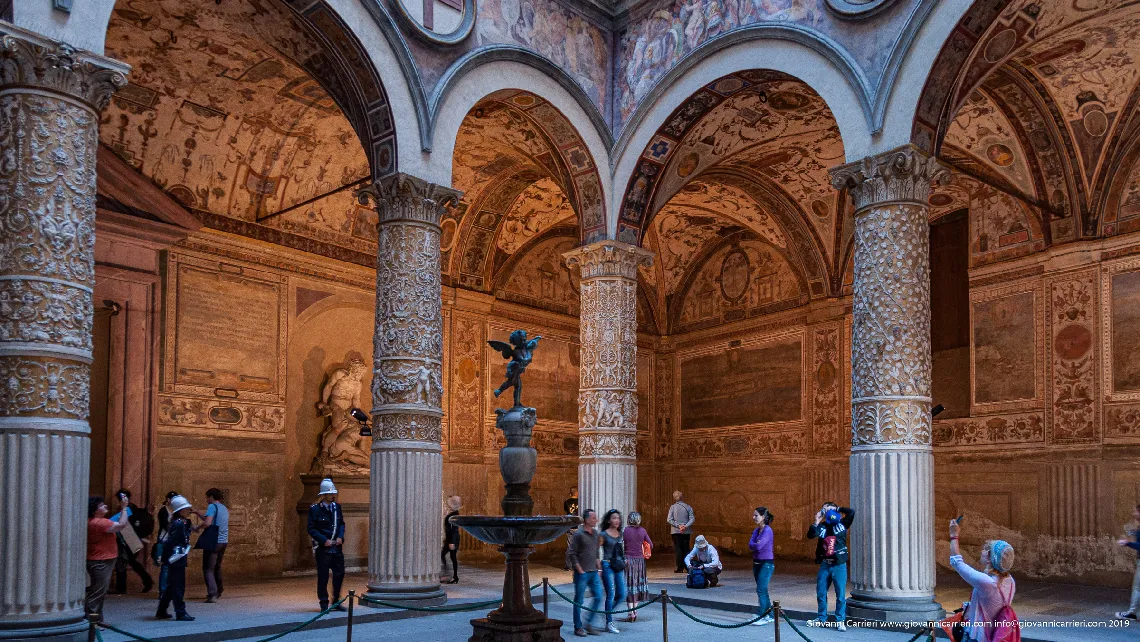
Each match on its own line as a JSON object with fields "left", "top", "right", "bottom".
{"left": 686, "top": 567, "right": 707, "bottom": 589}
{"left": 986, "top": 582, "right": 1020, "bottom": 642}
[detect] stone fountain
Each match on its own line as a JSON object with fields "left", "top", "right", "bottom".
{"left": 452, "top": 330, "right": 580, "bottom": 642}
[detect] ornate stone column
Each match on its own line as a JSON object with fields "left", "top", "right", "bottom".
{"left": 564, "top": 241, "right": 652, "bottom": 522}
{"left": 829, "top": 145, "right": 947, "bottom": 622}
{"left": 358, "top": 173, "right": 460, "bottom": 607}
{"left": 0, "top": 26, "right": 127, "bottom": 642}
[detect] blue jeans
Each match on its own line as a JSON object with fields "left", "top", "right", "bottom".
{"left": 573, "top": 570, "right": 604, "bottom": 631}
{"left": 816, "top": 561, "right": 847, "bottom": 621}
{"left": 753, "top": 560, "right": 774, "bottom": 616}
{"left": 602, "top": 561, "right": 627, "bottom": 625}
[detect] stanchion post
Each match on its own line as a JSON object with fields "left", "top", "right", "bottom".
{"left": 773, "top": 601, "right": 781, "bottom": 642}
{"left": 346, "top": 590, "right": 355, "bottom": 642}
{"left": 661, "top": 590, "right": 668, "bottom": 642}
{"left": 542, "top": 577, "right": 549, "bottom": 618}
{"left": 87, "top": 614, "right": 97, "bottom": 642}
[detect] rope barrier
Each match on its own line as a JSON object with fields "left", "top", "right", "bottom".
{"left": 547, "top": 583, "right": 662, "bottom": 614}
{"left": 95, "top": 596, "right": 348, "bottom": 642}
{"left": 778, "top": 611, "right": 817, "bottom": 642}
{"left": 905, "top": 627, "right": 934, "bottom": 642}
{"left": 355, "top": 583, "right": 543, "bottom": 612}
{"left": 667, "top": 598, "right": 772, "bottom": 629}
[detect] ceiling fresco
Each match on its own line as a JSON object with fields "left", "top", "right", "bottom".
{"left": 915, "top": 0, "right": 1140, "bottom": 239}
{"left": 945, "top": 89, "right": 1038, "bottom": 198}
{"left": 446, "top": 91, "right": 606, "bottom": 292}
{"left": 101, "top": 0, "right": 375, "bottom": 258}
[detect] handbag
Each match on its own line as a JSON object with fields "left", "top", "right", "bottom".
{"left": 610, "top": 539, "right": 626, "bottom": 572}
{"left": 195, "top": 506, "right": 220, "bottom": 551}
{"left": 641, "top": 539, "right": 652, "bottom": 560}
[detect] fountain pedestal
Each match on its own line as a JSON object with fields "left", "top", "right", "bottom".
{"left": 453, "top": 405, "right": 579, "bottom": 641}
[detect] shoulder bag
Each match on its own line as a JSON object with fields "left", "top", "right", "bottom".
{"left": 195, "top": 507, "right": 219, "bottom": 551}
{"left": 610, "top": 537, "right": 626, "bottom": 572}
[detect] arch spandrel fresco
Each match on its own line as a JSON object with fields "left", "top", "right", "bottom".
{"left": 946, "top": 89, "right": 1038, "bottom": 198}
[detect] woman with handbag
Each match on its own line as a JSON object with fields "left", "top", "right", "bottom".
{"left": 622, "top": 512, "right": 653, "bottom": 622}
{"left": 194, "top": 488, "right": 229, "bottom": 603}
{"left": 600, "top": 509, "right": 628, "bottom": 634}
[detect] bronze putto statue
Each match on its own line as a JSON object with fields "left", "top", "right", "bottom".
{"left": 488, "top": 330, "right": 542, "bottom": 408}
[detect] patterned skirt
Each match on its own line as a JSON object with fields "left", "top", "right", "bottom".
{"left": 625, "top": 557, "right": 650, "bottom": 602}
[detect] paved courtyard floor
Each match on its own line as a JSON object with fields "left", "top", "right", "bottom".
{"left": 94, "top": 557, "right": 1136, "bottom": 642}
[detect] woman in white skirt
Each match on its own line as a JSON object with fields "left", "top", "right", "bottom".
{"left": 622, "top": 512, "right": 653, "bottom": 622}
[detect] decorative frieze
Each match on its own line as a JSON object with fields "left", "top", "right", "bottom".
{"left": 0, "top": 356, "right": 89, "bottom": 419}
{"left": 932, "top": 412, "right": 1045, "bottom": 448}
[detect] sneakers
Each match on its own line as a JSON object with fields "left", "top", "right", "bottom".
{"left": 750, "top": 615, "right": 773, "bottom": 626}
{"left": 204, "top": 596, "right": 217, "bottom": 603}
{"left": 1115, "top": 611, "right": 1137, "bottom": 620}
{"left": 837, "top": 621, "right": 847, "bottom": 632}
{"left": 176, "top": 614, "right": 196, "bottom": 622}
{"left": 575, "top": 630, "right": 588, "bottom": 638}
{"left": 606, "top": 622, "right": 620, "bottom": 633}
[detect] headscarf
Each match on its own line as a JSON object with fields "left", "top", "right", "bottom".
{"left": 988, "top": 540, "right": 1014, "bottom": 574}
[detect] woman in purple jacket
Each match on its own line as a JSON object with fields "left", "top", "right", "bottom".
{"left": 749, "top": 507, "right": 776, "bottom": 626}
{"left": 622, "top": 512, "right": 653, "bottom": 622}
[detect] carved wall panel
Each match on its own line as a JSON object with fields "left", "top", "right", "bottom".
{"left": 158, "top": 395, "right": 285, "bottom": 435}
{"left": 811, "top": 324, "right": 842, "bottom": 454}
{"left": 449, "top": 312, "right": 485, "bottom": 450}
{"left": 653, "top": 353, "right": 675, "bottom": 460}
{"left": 932, "top": 411, "right": 1045, "bottom": 449}
{"left": 969, "top": 282, "right": 1043, "bottom": 413}
{"left": 1046, "top": 269, "right": 1100, "bottom": 444}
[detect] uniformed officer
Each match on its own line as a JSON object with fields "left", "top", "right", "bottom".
{"left": 307, "top": 478, "right": 346, "bottom": 611}
{"left": 156, "top": 495, "right": 194, "bottom": 621}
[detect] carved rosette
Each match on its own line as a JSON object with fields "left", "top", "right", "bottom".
{"left": 830, "top": 145, "right": 945, "bottom": 450}
{"left": 565, "top": 241, "right": 652, "bottom": 464}
{"left": 360, "top": 173, "right": 461, "bottom": 442}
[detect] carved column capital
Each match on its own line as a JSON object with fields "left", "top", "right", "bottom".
{"left": 564, "top": 240, "right": 653, "bottom": 281}
{"left": 829, "top": 144, "right": 948, "bottom": 214}
{"left": 0, "top": 24, "right": 129, "bottom": 111}
{"left": 358, "top": 172, "right": 462, "bottom": 227}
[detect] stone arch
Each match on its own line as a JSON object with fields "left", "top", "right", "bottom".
{"left": 611, "top": 29, "right": 875, "bottom": 232}
{"left": 426, "top": 57, "right": 611, "bottom": 206}
{"left": 616, "top": 69, "right": 839, "bottom": 300}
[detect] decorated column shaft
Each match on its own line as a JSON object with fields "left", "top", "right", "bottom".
{"left": 0, "top": 26, "right": 127, "bottom": 642}
{"left": 829, "top": 145, "right": 947, "bottom": 622}
{"left": 564, "top": 241, "right": 652, "bottom": 522}
{"left": 359, "top": 173, "right": 460, "bottom": 607}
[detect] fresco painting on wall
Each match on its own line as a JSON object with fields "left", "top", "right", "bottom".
{"left": 972, "top": 291, "right": 1037, "bottom": 405}
{"left": 679, "top": 334, "right": 802, "bottom": 430}
{"left": 490, "top": 329, "right": 580, "bottom": 424}
{"left": 677, "top": 240, "right": 804, "bottom": 331}
{"left": 1111, "top": 269, "right": 1140, "bottom": 393}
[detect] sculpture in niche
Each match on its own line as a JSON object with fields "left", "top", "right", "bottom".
{"left": 488, "top": 330, "right": 542, "bottom": 408}
{"left": 312, "top": 357, "right": 371, "bottom": 474}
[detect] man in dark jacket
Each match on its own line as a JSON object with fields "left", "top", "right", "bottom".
{"left": 307, "top": 478, "right": 346, "bottom": 611}
{"left": 112, "top": 489, "right": 154, "bottom": 594}
{"left": 441, "top": 495, "right": 461, "bottom": 584}
{"left": 806, "top": 502, "right": 854, "bottom": 631}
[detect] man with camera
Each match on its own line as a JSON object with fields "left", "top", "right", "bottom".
{"left": 807, "top": 501, "right": 855, "bottom": 632}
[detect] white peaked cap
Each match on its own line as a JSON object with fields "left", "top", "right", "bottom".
{"left": 319, "top": 478, "right": 338, "bottom": 495}
{"left": 169, "top": 495, "right": 192, "bottom": 513}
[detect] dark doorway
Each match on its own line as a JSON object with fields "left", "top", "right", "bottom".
{"left": 930, "top": 209, "right": 969, "bottom": 419}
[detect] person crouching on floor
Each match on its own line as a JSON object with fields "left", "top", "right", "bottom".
{"left": 685, "top": 535, "right": 723, "bottom": 586}
{"left": 156, "top": 495, "right": 194, "bottom": 621}
{"left": 307, "top": 478, "right": 346, "bottom": 612}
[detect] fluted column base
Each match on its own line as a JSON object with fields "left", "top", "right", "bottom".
{"left": 846, "top": 448, "right": 942, "bottom": 623}
{"left": 0, "top": 419, "right": 91, "bottom": 641}
{"left": 578, "top": 461, "right": 636, "bottom": 522}
{"left": 364, "top": 443, "right": 446, "bottom": 607}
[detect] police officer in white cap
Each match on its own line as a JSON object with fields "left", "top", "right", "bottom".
{"left": 156, "top": 495, "right": 195, "bottom": 621}
{"left": 307, "top": 478, "right": 345, "bottom": 611}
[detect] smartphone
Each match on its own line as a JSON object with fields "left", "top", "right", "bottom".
{"left": 954, "top": 514, "right": 965, "bottom": 525}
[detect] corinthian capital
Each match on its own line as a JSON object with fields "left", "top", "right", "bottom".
{"left": 357, "top": 173, "right": 462, "bottom": 227}
{"left": 564, "top": 240, "right": 653, "bottom": 280}
{"left": 829, "top": 144, "right": 948, "bottom": 214}
{"left": 0, "top": 24, "right": 129, "bottom": 111}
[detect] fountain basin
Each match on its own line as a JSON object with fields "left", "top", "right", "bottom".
{"left": 451, "top": 515, "right": 579, "bottom": 547}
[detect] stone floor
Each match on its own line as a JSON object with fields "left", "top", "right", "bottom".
{"left": 94, "top": 556, "right": 1136, "bottom": 642}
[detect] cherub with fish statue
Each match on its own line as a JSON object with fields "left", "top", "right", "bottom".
{"left": 487, "top": 330, "right": 542, "bottom": 408}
